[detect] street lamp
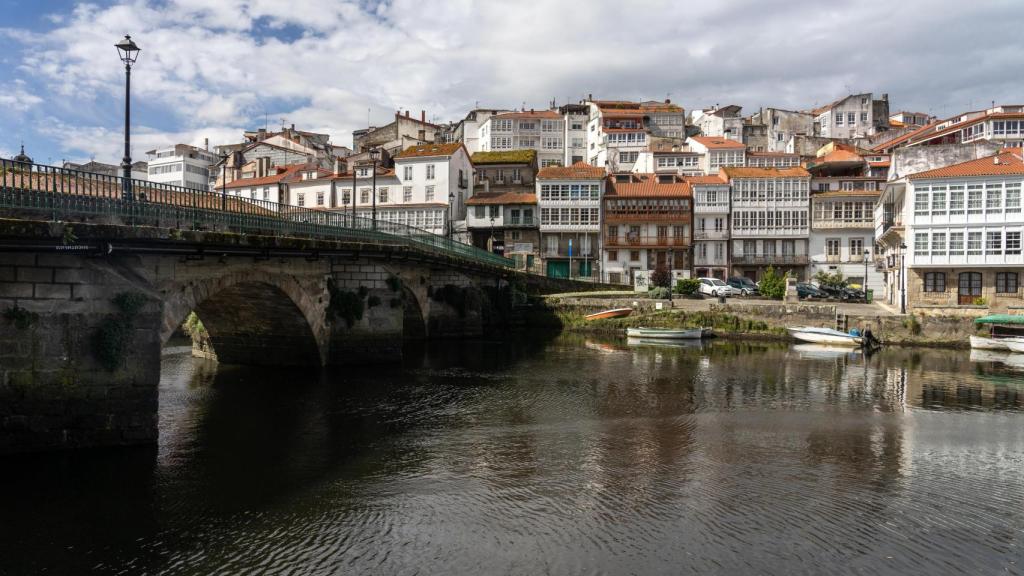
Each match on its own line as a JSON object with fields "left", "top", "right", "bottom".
{"left": 369, "top": 147, "right": 380, "bottom": 228}
{"left": 115, "top": 34, "right": 140, "bottom": 201}
{"left": 899, "top": 242, "right": 907, "bottom": 314}
{"left": 489, "top": 212, "right": 496, "bottom": 253}
{"left": 863, "top": 248, "right": 870, "bottom": 302}
{"left": 219, "top": 151, "right": 229, "bottom": 211}
{"left": 447, "top": 190, "right": 454, "bottom": 240}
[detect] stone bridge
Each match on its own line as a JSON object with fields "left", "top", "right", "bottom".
{"left": 0, "top": 219, "right": 610, "bottom": 453}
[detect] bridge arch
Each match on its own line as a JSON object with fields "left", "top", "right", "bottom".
{"left": 161, "top": 270, "right": 328, "bottom": 366}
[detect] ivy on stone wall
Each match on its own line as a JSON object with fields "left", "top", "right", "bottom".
{"left": 327, "top": 278, "right": 365, "bottom": 328}
{"left": 93, "top": 291, "right": 147, "bottom": 371}
{"left": 3, "top": 305, "right": 39, "bottom": 330}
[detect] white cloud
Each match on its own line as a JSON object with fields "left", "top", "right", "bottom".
{"left": 8, "top": 0, "right": 1024, "bottom": 164}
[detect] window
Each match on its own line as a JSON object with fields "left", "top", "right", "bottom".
{"left": 630, "top": 250, "right": 640, "bottom": 261}
{"left": 519, "top": 120, "right": 537, "bottom": 131}
{"left": 491, "top": 136, "right": 512, "bottom": 149}
{"left": 931, "top": 187, "right": 947, "bottom": 213}
{"left": 403, "top": 166, "right": 413, "bottom": 179}
{"left": 378, "top": 187, "right": 388, "bottom": 203}
{"left": 426, "top": 165, "right": 435, "bottom": 180}
{"left": 263, "top": 187, "right": 270, "bottom": 200}
{"left": 519, "top": 137, "right": 537, "bottom": 148}
{"left": 914, "top": 232, "right": 928, "bottom": 253}
{"left": 341, "top": 189, "right": 351, "bottom": 205}
{"left": 850, "top": 238, "right": 864, "bottom": 258}
{"left": 987, "top": 230, "right": 1002, "bottom": 255}
{"left": 996, "top": 272, "right": 1019, "bottom": 293}
{"left": 967, "top": 231, "right": 982, "bottom": 255}
{"left": 297, "top": 193, "right": 305, "bottom": 207}
{"left": 542, "top": 137, "right": 562, "bottom": 150}
{"left": 967, "top": 185, "right": 983, "bottom": 213}
{"left": 949, "top": 186, "right": 965, "bottom": 214}
{"left": 492, "top": 119, "right": 512, "bottom": 131}
{"left": 836, "top": 114, "right": 844, "bottom": 126}
{"left": 422, "top": 185, "right": 433, "bottom": 201}
{"left": 489, "top": 206, "right": 499, "bottom": 218}
{"left": 316, "top": 192, "right": 325, "bottom": 206}
{"left": 924, "top": 272, "right": 946, "bottom": 293}
{"left": 403, "top": 186, "right": 413, "bottom": 202}
{"left": 847, "top": 112, "right": 856, "bottom": 125}
{"left": 474, "top": 206, "right": 485, "bottom": 218}
{"left": 914, "top": 188, "right": 929, "bottom": 215}
{"left": 541, "top": 120, "right": 561, "bottom": 132}
{"left": 360, "top": 188, "right": 370, "bottom": 203}
{"left": 827, "top": 238, "right": 841, "bottom": 257}
{"left": 931, "top": 232, "right": 946, "bottom": 255}
{"left": 1007, "top": 231, "right": 1022, "bottom": 255}
{"left": 950, "top": 232, "right": 965, "bottom": 255}
{"left": 1007, "top": 184, "right": 1022, "bottom": 213}
{"left": 860, "top": 112, "right": 868, "bottom": 123}
{"left": 986, "top": 184, "right": 1003, "bottom": 212}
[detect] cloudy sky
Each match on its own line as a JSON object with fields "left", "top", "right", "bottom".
{"left": 1, "top": 0, "right": 1022, "bottom": 165}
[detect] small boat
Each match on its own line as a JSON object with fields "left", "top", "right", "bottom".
{"left": 970, "top": 335, "right": 1011, "bottom": 350}
{"left": 1007, "top": 340, "right": 1024, "bottom": 354}
{"left": 625, "top": 327, "right": 710, "bottom": 339}
{"left": 970, "top": 349, "right": 1011, "bottom": 364}
{"left": 787, "top": 326, "right": 862, "bottom": 346}
{"left": 626, "top": 337, "right": 705, "bottom": 349}
{"left": 584, "top": 307, "right": 633, "bottom": 321}
{"left": 792, "top": 343, "right": 862, "bottom": 359}
{"left": 972, "top": 315, "right": 1024, "bottom": 349}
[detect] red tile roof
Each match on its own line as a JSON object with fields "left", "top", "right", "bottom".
{"left": 684, "top": 174, "right": 729, "bottom": 185}
{"left": 395, "top": 142, "right": 465, "bottom": 159}
{"left": 689, "top": 136, "right": 746, "bottom": 149}
{"left": 537, "top": 162, "right": 606, "bottom": 180}
{"left": 466, "top": 191, "right": 537, "bottom": 205}
{"left": 606, "top": 174, "right": 692, "bottom": 198}
{"left": 746, "top": 151, "right": 799, "bottom": 157}
{"left": 719, "top": 166, "right": 811, "bottom": 179}
{"left": 224, "top": 164, "right": 308, "bottom": 189}
{"left": 809, "top": 148, "right": 864, "bottom": 165}
{"left": 907, "top": 151, "right": 1024, "bottom": 180}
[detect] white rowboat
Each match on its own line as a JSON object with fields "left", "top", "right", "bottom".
{"left": 787, "top": 326, "right": 862, "bottom": 346}
{"left": 1007, "top": 340, "right": 1024, "bottom": 354}
{"left": 625, "top": 327, "right": 710, "bottom": 339}
{"left": 970, "top": 335, "right": 1011, "bottom": 350}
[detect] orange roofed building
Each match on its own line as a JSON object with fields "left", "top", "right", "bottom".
{"left": 601, "top": 173, "right": 693, "bottom": 286}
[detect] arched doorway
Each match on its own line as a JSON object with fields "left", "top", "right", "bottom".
{"left": 958, "top": 272, "right": 982, "bottom": 305}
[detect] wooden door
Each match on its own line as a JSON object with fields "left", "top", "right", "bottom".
{"left": 958, "top": 272, "right": 982, "bottom": 305}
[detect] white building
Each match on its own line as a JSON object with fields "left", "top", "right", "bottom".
{"left": 721, "top": 166, "right": 812, "bottom": 281}
{"left": 808, "top": 179, "right": 884, "bottom": 292}
{"left": 686, "top": 136, "right": 746, "bottom": 175}
{"left": 146, "top": 144, "right": 218, "bottom": 191}
{"left": 479, "top": 110, "right": 566, "bottom": 168}
{"left": 688, "top": 175, "right": 732, "bottom": 280}
{"left": 901, "top": 150, "right": 1024, "bottom": 311}
{"left": 692, "top": 105, "right": 744, "bottom": 141}
{"left": 585, "top": 99, "right": 686, "bottom": 172}
{"left": 537, "top": 162, "right": 606, "bottom": 278}
{"left": 813, "top": 93, "right": 890, "bottom": 139}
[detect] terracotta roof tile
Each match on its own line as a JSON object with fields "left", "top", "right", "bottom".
{"left": 689, "top": 136, "right": 746, "bottom": 149}
{"left": 720, "top": 166, "right": 811, "bottom": 179}
{"left": 684, "top": 174, "right": 729, "bottom": 185}
{"left": 537, "top": 162, "right": 606, "bottom": 180}
{"left": 907, "top": 151, "right": 1024, "bottom": 180}
{"left": 395, "top": 142, "right": 465, "bottom": 159}
{"left": 466, "top": 191, "right": 537, "bottom": 205}
{"left": 606, "top": 173, "right": 692, "bottom": 198}
{"left": 224, "top": 164, "right": 308, "bottom": 188}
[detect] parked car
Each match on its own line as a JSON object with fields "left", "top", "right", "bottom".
{"left": 727, "top": 276, "right": 759, "bottom": 296}
{"left": 698, "top": 277, "right": 736, "bottom": 297}
{"left": 796, "top": 282, "right": 827, "bottom": 300}
{"left": 815, "top": 284, "right": 848, "bottom": 300}
{"left": 843, "top": 287, "right": 867, "bottom": 301}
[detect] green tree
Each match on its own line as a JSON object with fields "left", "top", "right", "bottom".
{"left": 651, "top": 265, "right": 671, "bottom": 288}
{"left": 759, "top": 266, "right": 788, "bottom": 299}
{"left": 675, "top": 277, "right": 701, "bottom": 295}
{"left": 813, "top": 270, "right": 847, "bottom": 288}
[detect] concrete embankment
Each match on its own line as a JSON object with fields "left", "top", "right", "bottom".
{"left": 529, "top": 296, "right": 980, "bottom": 348}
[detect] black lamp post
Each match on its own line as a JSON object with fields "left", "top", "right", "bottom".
{"left": 350, "top": 161, "right": 357, "bottom": 226}
{"left": 489, "top": 213, "right": 496, "bottom": 253}
{"left": 369, "top": 147, "right": 380, "bottom": 228}
{"left": 115, "top": 35, "right": 140, "bottom": 201}
{"left": 899, "top": 242, "right": 907, "bottom": 314}
{"left": 448, "top": 190, "right": 454, "bottom": 239}
{"left": 219, "top": 151, "right": 228, "bottom": 211}
{"left": 863, "top": 248, "right": 870, "bottom": 302}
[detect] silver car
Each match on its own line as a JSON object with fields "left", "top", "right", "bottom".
{"left": 697, "top": 277, "right": 736, "bottom": 297}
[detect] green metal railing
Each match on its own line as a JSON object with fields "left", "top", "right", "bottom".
{"left": 0, "top": 158, "right": 514, "bottom": 268}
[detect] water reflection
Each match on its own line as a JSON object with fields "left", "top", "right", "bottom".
{"left": 0, "top": 335, "right": 1022, "bottom": 575}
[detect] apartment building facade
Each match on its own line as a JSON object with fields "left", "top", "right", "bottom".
{"left": 585, "top": 99, "right": 686, "bottom": 172}
{"left": 903, "top": 150, "right": 1024, "bottom": 311}
{"left": 808, "top": 177, "right": 884, "bottom": 291}
{"left": 601, "top": 173, "right": 692, "bottom": 285}
{"left": 146, "top": 144, "right": 218, "bottom": 191}
{"left": 466, "top": 150, "right": 540, "bottom": 268}
{"left": 478, "top": 110, "right": 566, "bottom": 168}
{"left": 813, "top": 93, "right": 890, "bottom": 139}
{"left": 686, "top": 136, "right": 746, "bottom": 175}
{"left": 688, "top": 175, "right": 732, "bottom": 279}
{"left": 721, "top": 166, "right": 812, "bottom": 280}
{"left": 536, "top": 162, "right": 606, "bottom": 278}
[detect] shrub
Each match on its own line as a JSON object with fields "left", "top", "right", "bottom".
{"left": 648, "top": 286, "right": 671, "bottom": 299}
{"left": 972, "top": 296, "right": 988, "bottom": 306}
{"left": 651, "top": 265, "right": 671, "bottom": 288}
{"left": 4, "top": 305, "right": 39, "bottom": 330}
{"left": 759, "top": 266, "right": 787, "bottom": 300}
{"left": 813, "top": 270, "right": 847, "bottom": 288}
{"left": 327, "top": 279, "right": 365, "bottom": 328}
{"left": 675, "top": 278, "right": 701, "bottom": 295}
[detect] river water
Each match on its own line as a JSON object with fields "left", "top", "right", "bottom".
{"left": 1, "top": 334, "right": 1023, "bottom": 575}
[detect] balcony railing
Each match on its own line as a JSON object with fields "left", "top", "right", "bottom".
{"left": 813, "top": 219, "right": 874, "bottom": 229}
{"left": 604, "top": 235, "right": 688, "bottom": 247}
{"left": 0, "top": 158, "right": 514, "bottom": 269}
{"left": 506, "top": 216, "right": 537, "bottom": 227}
{"left": 693, "top": 230, "right": 728, "bottom": 240}
{"left": 732, "top": 254, "right": 809, "bottom": 265}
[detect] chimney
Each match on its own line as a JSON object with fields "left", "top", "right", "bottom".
{"left": 882, "top": 94, "right": 889, "bottom": 102}
{"left": 204, "top": 138, "right": 208, "bottom": 151}
{"left": 406, "top": 110, "right": 410, "bottom": 118}
{"left": 421, "top": 110, "right": 426, "bottom": 123}
{"left": 665, "top": 98, "right": 671, "bottom": 104}
{"left": 335, "top": 157, "right": 346, "bottom": 174}
{"left": 994, "top": 156, "right": 1001, "bottom": 165}
{"left": 588, "top": 93, "right": 592, "bottom": 101}
{"left": 291, "top": 123, "right": 295, "bottom": 131}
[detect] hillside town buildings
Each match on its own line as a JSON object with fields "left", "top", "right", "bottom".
{"left": 18, "top": 91, "right": 1024, "bottom": 312}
